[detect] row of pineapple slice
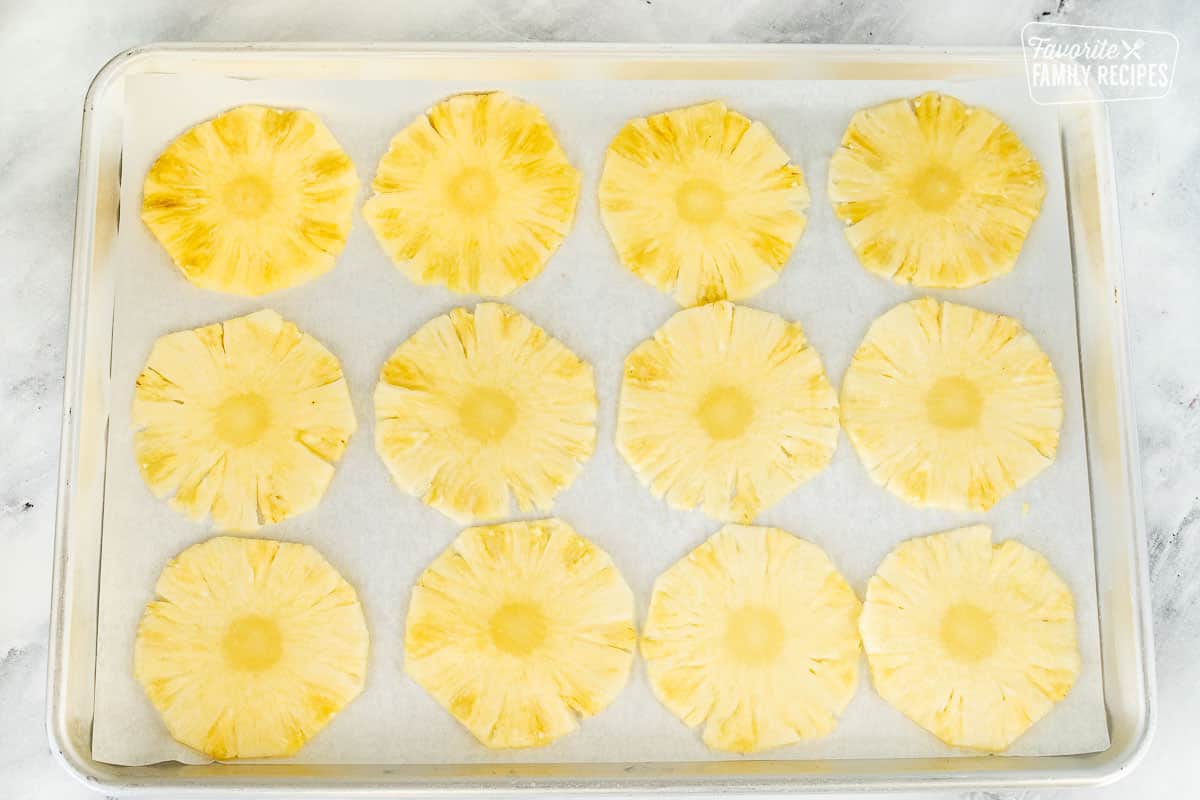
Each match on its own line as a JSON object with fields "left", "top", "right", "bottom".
{"left": 142, "top": 91, "right": 1045, "bottom": 304}
{"left": 134, "top": 299, "right": 1062, "bottom": 532}
{"left": 136, "top": 522, "right": 1078, "bottom": 759}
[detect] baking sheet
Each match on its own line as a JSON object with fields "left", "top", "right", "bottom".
{"left": 91, "top": 74, "right": 1109, "bottom": 766}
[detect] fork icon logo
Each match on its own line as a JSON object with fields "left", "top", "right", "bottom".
{"left": 1121, "top": 38, "right": 1145, "bottom": 60}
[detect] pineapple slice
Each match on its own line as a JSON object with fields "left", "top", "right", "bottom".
{"left": 134, "top": 536, "right": 369, "bottom": 759}
{"left": 599, "top": 101, "right": 810, "bottom": 307}
{"left": 134, "top": 310, "right": 357, "bottom": 530}
{"left": 860, "top": 525, "right": 1080, "bottom": 752}
{"left": 375, "top": 303, "right": 596, "bottom": 523}
{"left": 405, "top": 518, "right": 636, "bottom": 748}
{"left": 642, "top": 524, "right": 861, "bottom": 753}
{"left": 142, "top": 105, "right": 359, "bottom": 296}
{"left": 363, "top": 91, "right": 581, "bottom": 296}
{"left": 617, "top": 301, "right": 838, "bottom": 522}
{"left": 841, "top": 298, "right": 1062, "bottom": 511}
{"left": 828, "top": 91, "right": 1045, "bottom": 288}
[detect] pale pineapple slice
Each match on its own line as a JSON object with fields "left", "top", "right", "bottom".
{"left": 860, "top": 525, "right": 1080, "bottom": 752}
{"left": 642, "top": 524, "right": 860, "bottom": 753}
{"left": 828, "top": 92, "right": 1045, "bottom": 288}
{"left": 363, "top": 91, "right": 580, "bottom": 296}
{"left": 142, "top": 105, "right": 359, "bottom": 295}
{"left": 405, "top": 518, "right": 636, "bottom": 748}
{"left": 134, "top": 536, "right": 369, "bottom": 759}
{"left": 134, "top": 310, "right": 357, "bottom": 531}
{"left": 599, "top": 101, "right": 809, "bottom": 306}
{"left": 375, "top": 303, "right": 596, "bottom": 523}
{"left": 840, "top": 298, "right": 1062, "bottom": 511}
{"left": 617, "top": 302, "right": 838, "bottom": 522}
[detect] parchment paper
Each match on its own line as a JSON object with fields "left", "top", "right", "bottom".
{"left": 91, "top": 73, "right": 1109, "bottom": 766}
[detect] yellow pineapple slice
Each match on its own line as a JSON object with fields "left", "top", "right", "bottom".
{"left": 840, "top": 298, "right": 1062, "bottom": 511}
{"left": 134, "top": 310, "right": 357, "bottom": 530}
{"left": 642, "top": 524, "right": 860, "bottom": 753}
{"left": 134, "top": 536, "right": 369, "bottom": 759}
{"left": 142, "top": 105, "right": 359, "bottom": 295}
{"left": 375, "top": 303, "right": 596, "bottom": 523}
{"left": 860, "top": 525, "right": 1079, "bottom": 752}
{"left": 617, "top": 301, "right": 837, "bottom": 522}
{"left": 405, "top": 518, "right": 636, "bottom": 748}
{"left": 362, "top": 91, "right": 580, "bottom": 296}
{"left": 828, "top": 91, "right": 1045, "bottom": 288}
{"left": 599, "top": 101, "right": 809, "bottom": 306}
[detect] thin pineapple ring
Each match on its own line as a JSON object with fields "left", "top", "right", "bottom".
{"left": 617, "top": 301, "right": 838, "bottom": 522}
{"left": 828, "top": 91, "right": 1045, "bottom": 288}
{"left": 142, "top": 105, "right": 359, "bottom": 296}
{"left": 374, "top": 303, "right": 596, "bottom": 523}
{"left": 642, "top": 524, "right": 861, "bottom": 753}
{"left": 860, "top": 526, "right": 1080, "bottom": 752}
{"left": 599, "top": 101, "right": 809, "bottom": 307}
{"left": 135, "top": 536, "right": 369, "bottom": 759}
{"left": 133, "top": 310, "right": 357, "bottom": 531}
{"left": 363, "top": 91, "right": 581, "bottom": 296}
{"left": 405, "top": 519, "right": 636, "bottom": 749}
{"left": 840, "top": 298, "right": 1062, "bottom": 511}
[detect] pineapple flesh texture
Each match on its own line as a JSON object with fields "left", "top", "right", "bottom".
{"left": 642, "top": 524, "right": 861, "bottom": 753}
{"left": 860, "top": 526, "right": 1080, "bottom": 752}
{"left": 617, "top": 301, "right": 838, "bottom": 522}
{"left": 134, "top": 536, "right": 369, "bottom": 759}
{"left": 375, "top": 303, "right": 596, "bottom": 523}
{"left": 840, "top": 298, "right": 1062, "bottom": 512}
{"left": 363, "top": 91, "right": 581, "bottom": 296}
{"left": 142, "top": 105, "right": 359, "bottom": 296}
{"left": 405, "top": 519, "right": 637, "bottom": 748}
{"left": 599, "top": 101, "right": 809, "bottom": 307}
{"left": 828, "top": 92, "right": 1045, "bottom": 288}
{"left": 134, "top": 309, "right": 357, "bottom": 531}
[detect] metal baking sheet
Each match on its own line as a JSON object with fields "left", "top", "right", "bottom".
{"left": 49, "top": 43, "right": 1154, "bottom": 794}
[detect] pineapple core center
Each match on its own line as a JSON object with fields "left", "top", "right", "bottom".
{"left": 448, "top": 167, "right": 499, "bottom": 215}
{"left": 489, "top": 602, "right": 548, "bottom": 656}
{"left": 222, "top": 614, "right": 283, "bottom": 671}
{"left": 925, "top": 376, "right": 983, "bottom": 430}
{"left": 698, "top": 386, "right": 754, "bottom": 440}
{"left": 221, "top": 175, "right": 274, "bottom": 217}
{"left": 675, "top": 179, "right": 726, "bottom": 225}
{"left": 725, "top": 606, "right": 785, "bottom": 664}
{"left": 460, "top": 388, "right": 518, "bottom": 441}
{"left": 939, "top": 603, "right": 998, "bottom": 662}
{"left": 908, "top": 164, "right": 964, "bottom": 213}
{"left": 214, "top": 393, "right": 271, "bottom": 446}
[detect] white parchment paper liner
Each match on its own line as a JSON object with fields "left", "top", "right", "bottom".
{"left": 91, "top": 74, "right": 1108, "bottom": 765}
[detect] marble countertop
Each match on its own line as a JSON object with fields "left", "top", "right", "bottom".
{"left": 1, "top": 0, "right": 1195, "bottom": 797}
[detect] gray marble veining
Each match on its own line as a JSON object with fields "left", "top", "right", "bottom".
{"left": 1, "top": 1, "right": 1195, "bottom": 797}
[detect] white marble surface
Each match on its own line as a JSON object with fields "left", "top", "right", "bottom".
{"left": 0, "top": 1, "right": 1195, "bottom": 798}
